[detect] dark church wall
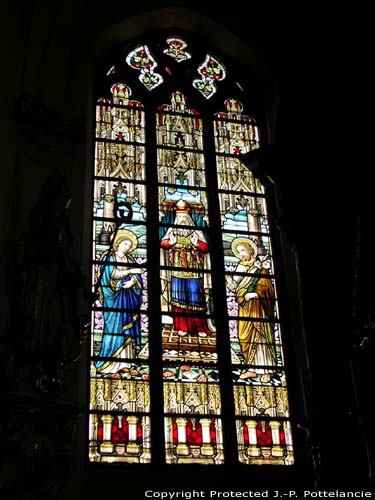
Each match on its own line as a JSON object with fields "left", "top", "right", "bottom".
{"left": 0, "top": 2, "right": 373, "bottom": 499}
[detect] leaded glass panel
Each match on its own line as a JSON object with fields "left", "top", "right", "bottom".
{"left": 157, "top": 92, "right": 221, "bottom": 463}
{"left": 90, "top": 83, "right": 151, "bottom": 463}
{"left": 163, "top": 37, "right": 192, "bottom": 63}
{"left": 89, "top": 413, "right": 151, "bottom": 463}
{"left": 89, "top": 37, "right": 295, "bottom": 467}
{"left": 125, "top": 45, "right": 163, "bottom": 91}
{"left": 193, "top": 55, "right": 226, "bottom": 99}
{"left": 215, "top": 99, "right": 294, "bottom": 465}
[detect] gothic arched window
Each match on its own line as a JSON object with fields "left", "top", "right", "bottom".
{"left": 88, "top": 34, "right": 294, "bottom": 466}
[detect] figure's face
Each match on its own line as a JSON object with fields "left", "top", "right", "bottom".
{"left": 176, "top": 212, "right": 189, "bottom": 225}
{"left": 237, "top": 244, "right": 253, "bottom": 261}
{"left": 117, "top": 238, "right": 132, "bottom": 254}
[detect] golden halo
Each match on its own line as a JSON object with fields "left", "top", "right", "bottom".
{"left": 231, "top": 237, "right": 257, "bottom": 259}
{"left": 112, "top": 229, "right": 138, "bottom": 253}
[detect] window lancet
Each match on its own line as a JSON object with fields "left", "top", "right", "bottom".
{"left": 89, "top": 36, "right": 294, "bottom": 466}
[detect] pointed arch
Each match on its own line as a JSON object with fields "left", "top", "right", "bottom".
{"left": 88, "top": 25, "right": 295, "bottom": 467}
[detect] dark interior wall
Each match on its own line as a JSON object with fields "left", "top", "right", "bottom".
{"left": 1, "top": 2, "right": 373, "bottom": 499}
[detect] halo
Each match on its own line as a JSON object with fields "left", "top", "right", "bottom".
{"left": 112, "top": 229, "right": 138, "bottom": 253}
{"left": 231, "top": 237, "right": 257, "bottom": 259}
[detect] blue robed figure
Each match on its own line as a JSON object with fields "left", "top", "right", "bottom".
{"left": 95, "top": 229, "right": 144, "bottom": 374}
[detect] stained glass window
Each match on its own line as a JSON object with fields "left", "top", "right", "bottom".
{"left": 126, "top": 45, "right": 163, "bottom": 91}
{"left": 193, "top": 54, "right": 226, "bottom": 99}
{"left": 163, "top": 37, "right": 192, "bottom": 63}
{"left": 89, "top": 34, "right": 294, "bottom": 466}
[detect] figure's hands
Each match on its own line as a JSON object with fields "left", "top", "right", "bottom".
{"left": 168, "top": 231, "right": 177, "bottom": 246}
{"left": 244, "top": 292, "right": 258, "bottom": 302}
{"left": 190, "top": 231, "right": 199, "bottom": 246}
{"left": 122, "top": 277, "right": 135, "bottom": 289}
{"left": 226, "top": 275, "right": 236, "bottom": 290}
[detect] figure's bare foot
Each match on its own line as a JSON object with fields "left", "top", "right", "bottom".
{"left": 260, "top": 373, "right": 272, "bottom": 383}
{"left": 178, "top": 330, "right": 188, "bottom": 337}
{"left": 239, "top": 370, "right": 257, "bottom": 379}
{"left": 198, "top": 332, "right": 207, "bottom": 338}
